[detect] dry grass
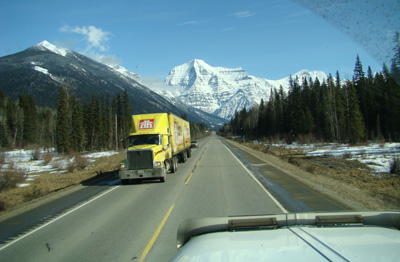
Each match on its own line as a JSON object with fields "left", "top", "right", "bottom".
{"left": 42, "top": 152, "right": 53, "bottom": 165}
{"left": 237, "top": 141, "right": 400, "bottom": 210}
{"left": 0, "top": 152, "right": 125, "bottom": 213}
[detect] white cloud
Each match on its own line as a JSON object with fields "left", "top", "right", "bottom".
{"left": 179, "top": 20, "right": 208, "bottom": 26}
{"left": 231, "top": 11, "right": 255, "bottom": 18}
{"left": 60, "top": 25, "right": 111, "bottom": 52}
{"left": 86, "top": 52, "right": 122, "bottom": 66}
{"left": 60, "top": 25, "right": 122, "bottom": 66}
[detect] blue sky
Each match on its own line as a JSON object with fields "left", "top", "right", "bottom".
{"left": 1, "top": 0, "right": 398, "bottom": 80}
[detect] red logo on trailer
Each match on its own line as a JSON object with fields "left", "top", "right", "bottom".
{"left": 139, "top": 119, "right": 154, "bottom": 129}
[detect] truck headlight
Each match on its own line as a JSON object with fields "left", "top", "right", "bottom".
{"left": 154, "top": 161, "right": 163, "bottom": 168}
{"left": 120, "top": 163, "right": 127, "bottom": 169}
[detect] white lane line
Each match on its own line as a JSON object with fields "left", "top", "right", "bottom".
{"left": 223, "top": 144, "right": 288, "bottom": 213}
{"left": 0, "top": 186, "right": 120, "bottom": 252}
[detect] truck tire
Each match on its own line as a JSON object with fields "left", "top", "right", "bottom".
{"left": 187, "top": 148, "right": 192, "bottom": 158}
{"left": 121, "top": 179, "right": 129, "bottom": 185}
{"left": 182, "top": 151, "right": 187, "bottom": 163}
{"left": 160, "top": 175, "right": 166, "bottom": 182}
{"left": 171, "top": 157, "right": 178, "bottom": 173}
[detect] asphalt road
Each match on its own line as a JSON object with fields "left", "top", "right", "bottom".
{"left": 0, "top": 133, "right": 345, "bottom": 261}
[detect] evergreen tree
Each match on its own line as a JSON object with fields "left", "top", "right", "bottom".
{"left": 353, "top": 55, "right": 365, "bottom": 86}
{"left": 391, "top": 31, "right": 400, "bottom": 83}
{"left": 6, "top": 99, "right": 18, "bottom": 146}
{"left": 19, "top": 94, "right": 38, "bottom": 146}
{"left": 56, "top": 86, "right": 71, "bottom": 153}
{"left": 344, "top": 82, "right": 365, "bottom": 143}
{"left": 122, "top": 89, "right": 132, "bottom": 148}
{"left": 70, "top": 95, "right": 84, "bottom": 152}
{"left": 89, "top": 94, "right": 100, "bottom": 151}
{"left": 99, "top": 94, "right": 108, "bottom": 150}
{"left": 353, "top": 55, "right": 368, "bottom": 138}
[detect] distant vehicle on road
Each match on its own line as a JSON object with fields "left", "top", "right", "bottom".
{"left": 170, "top": 211, "right": 400, "bottom": 261}
{"left": 119, "top": 113, "right": 191, "bottom": 184}
{"left": 190, "top": 140, "right": 199, "bottom": 148}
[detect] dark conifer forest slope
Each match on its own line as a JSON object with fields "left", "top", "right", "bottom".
{"left": 0, "top": 43, "right": 225, "bottom": 127}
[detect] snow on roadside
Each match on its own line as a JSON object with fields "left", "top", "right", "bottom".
{"left": 0, "top": 149, "right": 121, "bottom": 187}
{"left": 265, "top": 142, "right": 400, "bottom": 174}
{"left": 306, "top": 143, "right": 400, "bottom": 173}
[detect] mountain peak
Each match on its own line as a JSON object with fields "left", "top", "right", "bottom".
{"left": 164, "top": 59, "right": 328, "bottom": 120}
{"left": 34, "top": 40, "right": 69, "bottom": 57}
{"left": 191, "top": 59, "right": 208, "bottom": 67}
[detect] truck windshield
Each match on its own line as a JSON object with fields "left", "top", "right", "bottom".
{"left": 129, "top": 134, "right": 160, "bottom": 146}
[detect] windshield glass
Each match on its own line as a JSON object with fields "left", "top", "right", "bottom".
{"left": 129, "top": 134, "right": 160, "bottom": 146}
{"left": 1, "top": 1, "right": 399, "bottom": 262}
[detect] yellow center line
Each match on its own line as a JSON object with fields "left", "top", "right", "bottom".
{"left": 185, "top": 173, "right": 193, "bottom": 184}
{"left": 139, "top": 204, "right": 175, "bottom": 262}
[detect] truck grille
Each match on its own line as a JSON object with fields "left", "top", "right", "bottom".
{"left": 127, "top": 150, "right": 153, "bottom": 170}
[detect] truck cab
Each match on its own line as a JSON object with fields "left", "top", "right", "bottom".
{"left": 119, "top": 113, "right": 191, "bottom": 184}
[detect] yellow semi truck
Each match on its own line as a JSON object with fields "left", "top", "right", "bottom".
{"left": 119, "top": 113, "right": 191, "bottom": 184}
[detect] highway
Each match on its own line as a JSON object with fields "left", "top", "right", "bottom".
{"left": 0, "top": 133, "right": 345, "bottom": 261}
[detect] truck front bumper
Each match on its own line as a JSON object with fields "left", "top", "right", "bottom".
{"left": 119, "top": 167, "right": 165, "bottom": 180}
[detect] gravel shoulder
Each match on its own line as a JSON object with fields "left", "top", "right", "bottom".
{"left": 225, "top": 139, "right": 400, "bottom": 210}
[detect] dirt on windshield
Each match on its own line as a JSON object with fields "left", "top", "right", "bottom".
{"left": 226, "top": 140, "right": 400, "bottom": 210}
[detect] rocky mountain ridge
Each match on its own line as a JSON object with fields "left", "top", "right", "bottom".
{"left": 162, "top": 59, "right": 328, "bottom": 120}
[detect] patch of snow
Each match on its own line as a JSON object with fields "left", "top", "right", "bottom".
{"left": 84, "top": 151, "right": 119, "bottom": 158}
{"left": 17, "top": 183, "right": 31, "bottom": 188}
{"left": 36, "top": 40, "right": 68, "bottom": 57}
{"left": 164, "top": 59, "right": 328, "bottom": 120}
{"left": 34, "top": 66, "right": 49, "bottom": 75}
{"left": 304, "top": 143, "right": 400, "bottom": 174}
{"left": 0, "top": 149, "right": 120, "bottom": 187}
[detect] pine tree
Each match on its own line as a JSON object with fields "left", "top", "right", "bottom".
{"left": 82, "top": 100, "right": 89, "bottom": 150}
{"left": 70, "top": 95, "right": 84, "bottom": 152}
{"left": 100, "top": 94, "right": 108, "bottom": 150}
{"left": 353, "top": 55, "right": 365, "bottom": 87}
{"left": 391, "top": 32, "right": 400, "bottom": 83}
{"left": 6, "top": 99, "right": 18, "bottom": 146}
{"left": 89, "top": 94, "right": 100, "bottom": 151}
{"left": 344, "top": 82, "right": 365, "bottom": 143}
{"left": 56, "top": 86, "right": 71, "bottom": 153}
{"left": 353, "top": 55, "right": 368, "bottom": 138}
{"left": 19, "top": 94, "right": 38, "bottom": 147}
{"left": 122, "top": 89, "right": 132, "bottom": 148}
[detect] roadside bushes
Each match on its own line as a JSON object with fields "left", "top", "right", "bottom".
{"left": 0, "top": 168, "right": 27, "bottom": 192}
{"left": 66, "top": 153, "right": 89, "bottom": 172}
{"left": 390, "top": 156, "right": 400, "bottom": 175}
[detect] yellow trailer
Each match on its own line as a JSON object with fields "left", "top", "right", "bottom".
{"left": 119, "top": 113, "right": 191, "bottom": 184}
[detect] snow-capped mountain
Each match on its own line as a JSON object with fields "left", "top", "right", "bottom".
{"left": 165, "top": 59, "right": 328, "bottom": 120}
{"left": 0, "top": 41, "right": 226, "bottom": 127}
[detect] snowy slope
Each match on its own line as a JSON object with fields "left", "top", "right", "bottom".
{"left": 165, "top": 59, "right": 328, "bottom": 120}
{"left": 35, "top": 40, "right": 69, "bottom": 57}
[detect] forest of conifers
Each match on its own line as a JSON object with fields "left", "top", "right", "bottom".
{"left": 0, "top": 86, "right": 208, "bottom": 153}
{"left": 218, "top": 55, "right": 400, "bottom": 143}
{"left": 0, "top": 87, "right": 132, "bottom": 153}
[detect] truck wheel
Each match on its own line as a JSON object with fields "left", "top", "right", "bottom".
{"left": 182, "top": 151, "right": 187, "bottom": 163}
{"left": 160, "top": 175, "right": 166, "bottom": 182}
{"left": 187, "top": 148, "right": 192, "bottom": 158}
{"left": 171, "top": 156, "right": 178, "bottom": 173}
{"left": 121, "top": 179, "right": 129, "bottom": 185}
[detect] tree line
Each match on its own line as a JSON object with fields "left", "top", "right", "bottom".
{"left": 55, "top": 86, "right": 132, "bottom": 153}
{"left": 0, "top": 90, "right": 55, "bottom": 148}
{"left": 219, "top": 55, "right": 400, "bottom": 143}
{"left": 0, "top": 87, "right": 132, "bottom": 153}
{"left": 0, "top": 87, "right": 210, "bottom": 153}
